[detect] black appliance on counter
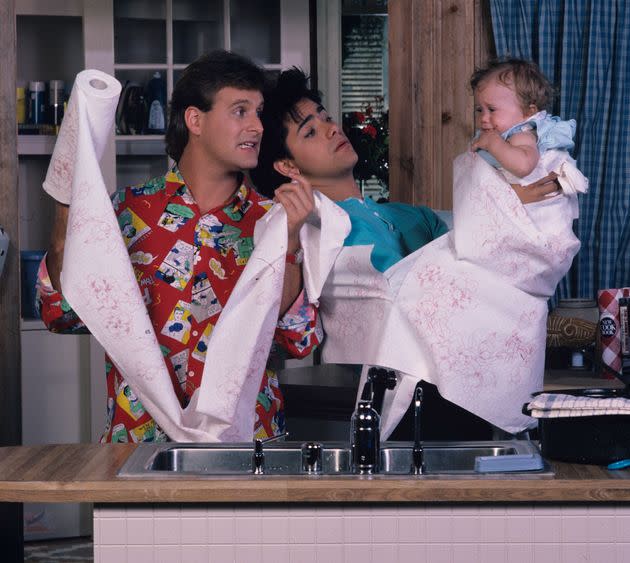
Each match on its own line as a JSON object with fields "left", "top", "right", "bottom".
{"left": 525, "top": 363, "right": 630, "bottom": 465}
{"left": 116, "top": 81, "right": 147, "bottom": 135}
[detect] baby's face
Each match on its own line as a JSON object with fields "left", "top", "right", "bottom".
{"left": 474, "top": 77, "right": 535, "bottom": 134}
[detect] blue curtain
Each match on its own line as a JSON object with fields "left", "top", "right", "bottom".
{"left": 490, "top": 0, "right": 630, "bottom": 298}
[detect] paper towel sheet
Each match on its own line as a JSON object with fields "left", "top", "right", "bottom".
{"left": 305, "top": 151, "right": 587, "bottom": 437}
{"left": 44, "top": 70, "right": 290, "bottom": 442}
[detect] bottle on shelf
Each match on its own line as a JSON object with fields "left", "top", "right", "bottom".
{"left": 28, "top": 81, "right": 46, "bottom": 125}
{"left": 48, "top": 80, "right": 65, "bottom": 132}
{"left": 16, "top": 87, "right": 26, "bottom": 124}
{"left": 146, "top": 71, "right": 166, "bottom": 134}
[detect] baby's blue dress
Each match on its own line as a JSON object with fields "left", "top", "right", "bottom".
{"left": 475, "top": 110, "right": 576, "bottom": 169}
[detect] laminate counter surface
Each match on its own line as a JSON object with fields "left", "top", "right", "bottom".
{"left": 1, "top": 444, "right": 630, "bottom": 504}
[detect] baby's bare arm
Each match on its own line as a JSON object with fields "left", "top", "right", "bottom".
{"left": 473, "top": 130, "right": 539, "bottom": 178}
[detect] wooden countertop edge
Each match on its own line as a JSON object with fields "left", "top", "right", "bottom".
{"left": 3, "top": 444, "right": 630, "bottom": 503}
{"left": 2, "top": 478, "right": 630, "bottom": 503}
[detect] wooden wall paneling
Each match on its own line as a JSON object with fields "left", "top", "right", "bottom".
{"left": 0, "top": 2, "right": 24, "bottom": 560}
{"left": 389, "top": 0, "right": 432, "bottom": 206}
{"left": 438, "top": 0, "right": 475, "bottom": 211}
{"left": 388, "top": 0, "right": 494, "bottom": 209}
{"left": 414, "top": 0, "right": 439, "bottom": 208}
{"left": 387, "top": 0, "right": 410, "bottom": 203}
{"left": 474, "top": 0, "right": 495, "bottom": 68}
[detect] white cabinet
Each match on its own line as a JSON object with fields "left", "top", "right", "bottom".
{"left": 18, "top": 0, "right": 311, "bottom": 194}
{"left": 16, "top": 1, "right": 104, "bottom": 540}
{"left": 20, "top": 323, "right": 92, "bottom": 539}
{"left": 110, "top": 0, "right": 310, "bottom": 187}
{"left": 16, "top": 0, "right": 107, "bottom": 438}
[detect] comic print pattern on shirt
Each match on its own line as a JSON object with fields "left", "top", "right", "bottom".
{"left": 37, "top": 168, "right": 321, "bottom": 443}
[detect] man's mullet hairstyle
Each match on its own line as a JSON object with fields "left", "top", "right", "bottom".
{"left": 165, "top": 50, "right": 266, "bottom": 162}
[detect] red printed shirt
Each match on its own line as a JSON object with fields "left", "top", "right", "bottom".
{"left": 37, "top": 168, "right": 321, "bottom": 443}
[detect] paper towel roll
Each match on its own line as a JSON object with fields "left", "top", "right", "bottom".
{"left": 42, "top": 69, "right": 294, "bottom": 442}
{"left": 43, "top": 69, "right": 121, "bottom": 205}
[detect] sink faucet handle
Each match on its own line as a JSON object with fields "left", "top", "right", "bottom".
{"left": 301, "top": 442, "right": 323, "bottom": 474}
{"left": 366, "top": 366, "right": 397, "bottom": 416}
{"left": 384, "top": 369, "right": 398, "bottom": 390}
{"left": 258, "top": 431, "right": 289, "bottom": 445}
{"left": 252, "top": 432, "right": 289, "bottom": 475}
{"left": 366, "top": 367, "right": 398, "bottom": 389}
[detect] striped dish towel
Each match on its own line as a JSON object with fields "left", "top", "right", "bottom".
{"left": 527, "top": 393, "right": 630, "bottom": 418}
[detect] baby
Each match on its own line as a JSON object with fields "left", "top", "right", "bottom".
{"left": 470, "top": 58, "right": 576, "bottom": 186}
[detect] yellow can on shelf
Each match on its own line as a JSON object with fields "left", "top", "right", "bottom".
{"left": 16, "top": 87, "right": 26, "bottom": 124}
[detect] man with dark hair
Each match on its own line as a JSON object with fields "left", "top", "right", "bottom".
{"left": 166, "top": 50, "right": 267, "bottom": 163}
{"left": 252, "top": 68, "right": 451, "bottom": 273}
{"left": 39, "top": 51, "right": 319, "bottom": 443}
{"left": 251, "top": 67, "right": 565, "bottom": 440}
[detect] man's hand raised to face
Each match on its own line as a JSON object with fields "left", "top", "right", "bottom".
{"left": 273, "top": 171, "right": 315, "bottom": 253}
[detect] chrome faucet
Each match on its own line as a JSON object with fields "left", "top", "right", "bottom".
{"left": 252, "top": 431, "right": 289, "bottom": 475}
{"left": 301, "top": 442, "right": 323, "bottom": 474}
{"left": 351, "top": 379, "right": 380, "bottom": 474}
{"left": 351, "top": 367, "right": 397, "bottom": 474}
{"left": 412, "top": 384, "right": 425, "bottom": 475}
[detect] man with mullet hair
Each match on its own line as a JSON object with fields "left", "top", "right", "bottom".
{"left": 38, "top": 51, "right": 320, "bottom": 443}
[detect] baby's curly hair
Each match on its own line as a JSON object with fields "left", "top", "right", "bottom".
{"left": 470, "top": 58, "right": 555, "bottom": 112}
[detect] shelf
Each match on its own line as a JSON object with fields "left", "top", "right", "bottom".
{"left": 114, "top": 64, "right": 169, "bottom": 71}
{"left": 116, "top": 136, "right": 166, "bottom": 156}
{"left": 18, "top": 135, "right": 167, "bottom": 157}
{"left": 21, "top": 318, "right": 46, "bottom": 331}
{"left": 18, "top": 135, "right": 57, "bottom": 156}
{"left": 114, "top": 15, "right": 166, "bottom": 21}
{"left": 16, "top": 0, "right": 82, "bottom": 17}
{"left": 170, "top": 63, "right": 282, "bottom": 71}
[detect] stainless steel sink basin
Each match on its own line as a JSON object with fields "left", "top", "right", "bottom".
{"left": 118, "top": 440, "right": 552, "bottom": 478}
{"left": 380, "top": 443, "right": 535, "bottom": 474}
{"left": 148, "top": 444, "right": 350, "bottom": 475}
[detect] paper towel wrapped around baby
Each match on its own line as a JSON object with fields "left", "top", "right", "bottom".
{"left": 301, "top": 148, "right": 587, "bottom": 437}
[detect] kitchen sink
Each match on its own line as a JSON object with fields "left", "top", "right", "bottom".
{"left": 117, "top": 440, "right": 553, "bottom": 478}
{"left": 148, "top": 444, "right": 350, "bottom": 475}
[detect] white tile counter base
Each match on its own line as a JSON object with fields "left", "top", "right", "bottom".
{"left": 94, "top": 504, "right": 630, "bottom": 563}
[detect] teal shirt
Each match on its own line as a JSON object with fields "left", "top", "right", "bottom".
{"left": 336, "top": 198, "right": 448, "bottom": 273}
